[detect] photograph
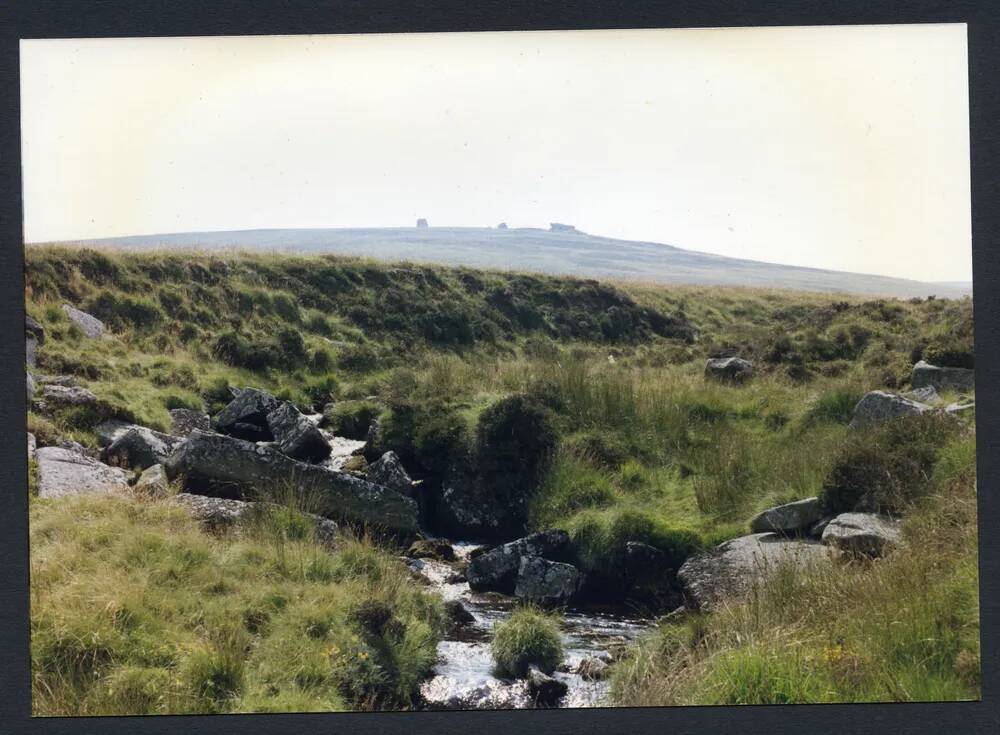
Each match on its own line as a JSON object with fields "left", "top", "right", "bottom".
{"left": 20, "top": 24, "right": 979, "bottom": 716}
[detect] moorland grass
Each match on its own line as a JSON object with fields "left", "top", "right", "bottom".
{"left": 491, "top": 606, "right": 564, "bottom": 678}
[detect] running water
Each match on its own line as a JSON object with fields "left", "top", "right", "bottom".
{"left": 410, "top": 543, "right": 655, "bottom": 710}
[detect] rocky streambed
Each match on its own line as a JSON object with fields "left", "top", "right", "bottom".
{"left": 408, "top": 544, "right": 654, "bottom": 710}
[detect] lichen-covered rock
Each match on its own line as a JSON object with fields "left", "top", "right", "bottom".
{"left": 577, "top": 656, "right": 610, "bottom": 682}
{"left": 135, "top": 463, "right": 170, "bottom": 497}
{"left": 904, "top": 385, "right": 941, "bottom": 404}
{"left": 164, "top": 430, "right": 418, "bottom": 539}
{"left": 266, "top": 401, "right": 331, "bottom": 462}
{"left": 102, "top": 426, "right": 183, "bottom": 471}
{"left": 704, "top": 356, "right": 753, "bottom": 384}
{"left": 821, "top": 513, "right": 901, "bottom": 558}
{"left": 35, "top": 446, "right": 130, "bottom": 499}
{"left": 171, "top": 492, "right": 339, "bottom": 545}
{"left": 62, "top": 304, "right": 105, "bottom": 338}
{"left": 26, "top": 373, "right": 36, "bottom": 403}
{"left": 514, "top": 556, "right": 582, "bottom": 606}
{"left": 365, "top": 451, "right": 416, "bottom": 495}
{"left": 849, "top": 390, "right": 929, "bottom": 429}
{"left": 749, "top": 497, "right": 823, "bottom": 534}
{"left": 169, "top": 408, "right": 211, "bottom": 437}
{"left": 466, "top": 530, "right": 571, "bottom": 593}
{"left": 27, "top": 432, "right": 36, "bottom": 459}
{"left": 911, "top": 360, "right": 975, "bottom": 393}
{"left": 213, "top": 387, "right": 279, "bottom": 441}
{"left": 38, "top": 384, "right": 99, "bottom": 408}
{"left": 678, "top": 533, "right": 836, "bottom": 610}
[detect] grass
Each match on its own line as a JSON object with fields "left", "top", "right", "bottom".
{"left": 26, "top": 247, "right": 979, "bottom": 708}
{"left": 30, "top": 494, "right": 444, "bottom": 715}
{"left": 609, "top": 431, "right": 980, "bottom": 705}
{"left": 491, "top": 606, "right": 565, "bottom": 679}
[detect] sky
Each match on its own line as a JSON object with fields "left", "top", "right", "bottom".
{"left": 20, "top": 25, "right": 971, "bottom": 283}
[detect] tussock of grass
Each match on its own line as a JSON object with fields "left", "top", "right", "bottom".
{"left": 610, "top": 433, "right": 980, "bottom": 705}
{"left": 30, "top": 495, "right": 443, "bottom": 716}
{"left": 491, "top": 606, "right": 564, "bottom": 678}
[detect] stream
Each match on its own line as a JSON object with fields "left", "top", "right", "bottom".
{"left": 408, "top": 543, "right": 655, "bottom": 710}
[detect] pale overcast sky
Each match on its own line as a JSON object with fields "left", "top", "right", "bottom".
{"left": 20, "top": 25, "right": 971, "bottom": 282}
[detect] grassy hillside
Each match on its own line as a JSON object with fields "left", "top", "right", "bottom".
{"left": 26, "top": 247, "right": 979, "bottom": 710}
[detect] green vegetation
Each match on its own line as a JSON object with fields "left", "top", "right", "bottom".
{"left": 26, "top": 247, "right": 979, "bottom": 708}
{"left": 491, "top": 606, "right": 564, "bottom": 678}
{"left": 610, "top": 431, "right": 979, "bottom": 704}
{"left": 30, "top": 495, "right": 443, "bottom": 715}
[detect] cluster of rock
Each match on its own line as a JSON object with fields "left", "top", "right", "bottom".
{"left": 680, "top": 497, "right": 902, "bottom": 610}
{"left": 466, "top": 530, "right": 581, "bottom": 606}
{"left": 704, "top": 356, "right": 754, "bottom": 384}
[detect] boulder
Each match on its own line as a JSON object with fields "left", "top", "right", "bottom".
{"left": 621, "top": 541, "right": 670, "bottom": 593}
{"left": 95, "top": 418, "right": 136, "bottom": 447}
{"left": 102, "top": 426, "right": 183, "bottom": 471}
{"left": 163, "top": 430, "right": 419, "bottom": 539}
{"left": 678, "top": 533, "right": 836, "bottom": 611}
{"left": 266, "top": 401, "right": 331, "bottom": 462}
{"left": 406, "top": 538, "right": 457, "bottom": 562}
{"left": 35, "top": 446, "right": 130, "bottom": 499}
{"left": 62, "top": 304, "right": 105, "bottom": 338}
{"left": 514, "top": 556, "right": 582, "bottom": 606}
{"left": 27, "top": 432, "right": 36, "bottom": 459}
{"left": 39, "top": 384, "right": 99, "bottom": 408}
{"left": 904, "top": 385, "right": 941, "bottom": 404}
{"left": 26, "top": 315, "right": 45, "bottom": 368}
{"left": 849, "top": 390, "right": 929, "bottom": 429}
{"left": 466, "top": 530, "right": 571, "bottom": 594}
{"left": 577, "top": 656, "right": 610, "bottom": 682}
{"left": 340, "top": 455, "right": 367, "bottom": 472}
{"left": 704, "top": 357, "right": 753, "bottom": 384}
{"left": 171, "top": 492, "right": 339, "bottom": 545}
{"left": 946, "top": 401, "right": 975, "bottom": 419}
{"left": 169, "top": 408, "right": 211, "bottom": 437}
{"left": 416, "top": 218, "right": 429, "bottom": 228}
{"left": 38, "top": 375, "right": 79, "bottom": 387}
{"left": 526, "top": 666, "right": 568, "bottom": 707}
{"left": 365, "top": 451, "right": 416, "bottom": 495}
{"left": 213, "top": 388, "right": 279, "bottom": 441}
{"left": 749, "top": 497, "right": 823, "bottom": 534}
{"left": 821, "top": 513, "right": 901, "bottom": 558}
{"left": 911, "top": 360, "right": 975, "bottom": 393}
{"left": 26, "top": 373, "right": 36, "bottom": 403}
{"left": 443, "top": 599, "right": 476, "bottom": 627}
{"left": 135, "top": 463, "right": 170, "bottom": 497}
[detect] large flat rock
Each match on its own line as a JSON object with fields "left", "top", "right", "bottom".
{"left": 164, "top": 430, "right": 418, "bottom": 539}
{"left": 35, "top": 446, "right": 130, "bottom": 499}
{"left": 678, "top": 532, "right": 837, "bottom": 610}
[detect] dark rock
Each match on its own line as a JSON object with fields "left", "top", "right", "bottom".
{"left": 62, "top": 304, "right": 105, "bottom": 338}
{"left": 467, "top": 530, "right": 571, "bottom": 593}
{"left": 821, "top": 513, "right": 901, "bottom": 558}
{"left": 514, "top": 556, "right": 582, "bottom": 606}
{"left": 443, "top": 599, "right": 475, "bottom": 626}
{"left": 911, "top": 360, "right": 975, "bottom": 393}
{"left": 365, "top": 451, "right": 415, "bottom": 495}
{"left": 406, "top": 538, "right": 457, "bottom": 562}
{"left": 163, "top": 430, "right": 418, "bottom": 539}
{"left": 526, "top": 667, "right": 568, "bottom": 706}
{"left": 678, "top": 533, "right": 837, "bottom": 611}
{"left": 266, "top": 401, "right": 331, "bottom": 462}
{"left": 749, "top": 497, "right": 823, "bottom": 534}
{"left": 416, "top": 218, "right": 429, "bottom": 228}
{"left": 35, "top": 446, "right": 130, "bottom": 499}
{"left": 809, "top": 517, "right": 834, "bottom": 539}
{"left": 849, "top": 390, "right": 929, "bottom": 429}
{"left": 95, "top": 418, "right": 136, "bottom": 447}
{"left": 622, "top": 541, "right": 668, "bottom": 588}
{"left": 26, "top": 314, "right": 44, "bottom": 368}
{"left": 214, "top": 388, "right": 279, "bottom": 441}
{"left": 102, "top": 426, "right": 183, "bottom": 471}
{"left": 497, "top": 222, "right": 508, "bottom": 229}
{"left": 705, "top": 357, "right": 753, "bottom": 384}
{"left": 169, "top": 408, "right": 211, "bottom": 437}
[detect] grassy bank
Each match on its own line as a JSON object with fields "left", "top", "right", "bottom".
{"left": 26, "top": 247, "right": 979, "bottom": 707}
{"left": 30, "top": 495, "right": 443, "bottom": 715}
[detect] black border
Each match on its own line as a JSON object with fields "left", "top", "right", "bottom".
{"left": 1, "top": 2, "right": 998, "bottom": 734}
